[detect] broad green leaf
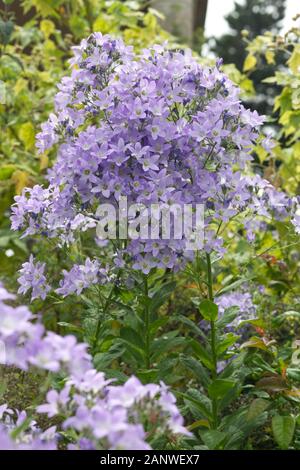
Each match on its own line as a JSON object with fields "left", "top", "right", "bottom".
{"left": 0, "top": 164, "right": 15, "bottom": 180}
{"left": 179, "top": 389, "right": 212, "bottom": 420}
{"left": 200, "top": 430, "right": 227, "bottom": 449}
{"left": 216, "top": 306, "right": 239, "bottom": 329}
{"left": 246, "top": 398, "right": 269, "bottom": 421}
{"left": 216, "top": 333, "right": 239, "bottom": 356}
{"left": 136, "top": 369, "right": 159, "bottom": 383}
{"left": 199, "top": 299, "right": 218, "bottom": 321}
{"left": 286, "top": 368, "right": 300, "bottom": 382}
{"left": 208, "top": 379, "right": 236, "bottom": 400}
{"left": 120, "top": 327, "right": 145, "bottom": 350}
{"left": 272, "top": 415, "right": 295, "bottom": 449}
{"left": 94, "top": 343, "right": 126, "bottom": 370}
{"left": 240, "top": 336, "right": 272, "bottom": 352}
{"left": 190, "top": 339, "right": 214, "bottom": 370}
{"left": 180, "top": 355, "right": 210, "bottom": 387}
{"left": 150, "top": 334, "right": 185, "bottom": 361}
{"left": 149, "top": 281, "right": 176, "bottom": 315}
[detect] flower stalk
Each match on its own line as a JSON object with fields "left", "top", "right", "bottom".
{"left": 206, "top": 253, "right": 218, "bottom": 429}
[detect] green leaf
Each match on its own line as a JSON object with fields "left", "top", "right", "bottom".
{"left": 18, "top": 122, "right": 35, "bottom": 150}
{"left": 286, "top": 368, "right": 300, "bottom": 382}
{"left": 216, "top": 306, "right": 239, "bottom": 329}
{"left": 275, "top": 311, "right": 300, "bottom": 325}
{"left": 0, "top": 165, "right": 16, "bottom": 180}
{"left": 0, "top": 19, "right": 14, "bottom": 45}
{"left": 200, "top": 430, "right": 227, "bottom": 449}
{"left": 246, "top": 398, "right": 269, "bottom": 422}
{"left": 176, "top": 315, "right": 208, "bottom": 342}
{"left": 136, "top": 369, "right": 159, "bottom": 383}
{"left": 0, "top": 80, "right": 6, "bottom": 104}
{"left": 243, "top": 54, "right": 257, "bottom": 72}
{"left": 149, "top": 281, "right": 176, "bottom": 315}
{"left": 180, "top": 355, "right": 210, "bottom": 387}
{"left": 199, "top": 299, "right": 218, "bottom": 321}
{"left": 240, "top": 336, "right": 272, "bottom": 352}
{"left": 178, "top": 389, "right": 212, "bottom": 420}
{"left": 94, "top": 342, "right": 126, "bottom": 370}
{"left": 120, "top": 327, "right": 145, "bottom": 350}
{"left": 190, "top": 339, "right": 214, "bottom": 370}
{"left": 216, "top": 276, "right": 255, "bottom": 296}
{"left": 208, "top": 379, "right": 236, "bottom": 400}
{"left": 272, "top": 415, "right": 295, "bottom": 450}
{"left": 288, "top": 44, "right": 300, "bottom": 74}
{"left": 216, "top": 333, "right": 239, "bottom": 356}
{"left": 40, "top": 20, "right": 55, "bottom": 39}
{"left": 57, "top": 322, "right": 83, "bottom": 333}
{"left": 150, "top": 333, "right": 185, "bottom": 361}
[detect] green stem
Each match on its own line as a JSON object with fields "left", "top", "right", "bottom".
{"left": 93, "top": 285, "right": 115, "bottom": 353}
{"left": 206, "top": 252, "right": 218, "bottom": 429}
{"left": 143, "top": 275, "right": 151, "bottom": 370}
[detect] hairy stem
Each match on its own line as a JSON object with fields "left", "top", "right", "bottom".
{"left": 143, "top": 275, "right": 151, "bottom": 369}
{"left": 93, "top": 285, "right": 115, "bottom": 353}
{"left": 206, "top": 252, "right": 218, "bottom": 429}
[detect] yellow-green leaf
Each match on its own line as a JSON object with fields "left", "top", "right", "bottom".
{"left": 11, "top": 170, "right": 31, "bottom": 194}
{"left": 18, "top": 122, "right": 35, "bottom": 151}
{"left": 40, "top": 19, "right": 55, "bottom": 39}
{"left": 243, "top": 54, "right": 257, "bottom": 72}
{"left": 288, "top": 45, "right": 300, "bottom": 74}
{"left": 265, "top": 50, "right": 275, "bottom": 65}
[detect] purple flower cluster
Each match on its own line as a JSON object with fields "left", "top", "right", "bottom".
{"left": 216, "top": 290, "right": 256, "bottom": 327}
{"left": 56, "top": 258, "right": 108, "bottom": 297}
{"left": 37, "top": 374, "right": 189, "bottom": 450}
{"left": 17, "top": 255, "right": 50, "bottom": 301}
{"left": 0, "top": 284, "right": 188, "bottom": 450}
{"left": 0, "top": 406, "right": 56, "bottom": 450}
{"left": 11, "top": 33, "right": 299, "bottom": 297}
